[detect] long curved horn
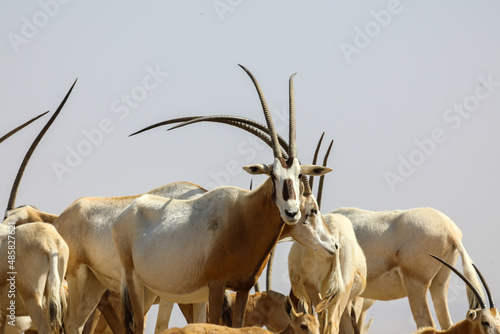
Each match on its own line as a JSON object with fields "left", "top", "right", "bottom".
{"left": 309, "top": 132, "right": 325, "bottom": 192}
{"left": 166, "top": 115, "right": 290, "bottom": 154}
{"left": 316, "top": 139, "right": 333, "bottom": 210}
{"left": 129, "top": 116, "right": 200, "bottom": 137}
{"left": 6, "top": 79, "right": 77, "bottom": 212}
{"left": 472, "top": 263, "right": 496, "bottom": 309}
{"left": 131, "top": 115, "right": 290, "bottom": 154}
{"left": 162, "top": 115, "right": 317, "bottom": 198}
{"left": 0, "top": 111, "right": 49, "bottom": 144}
{"left": 238, "top": 64, "right": 282, "bottom": 158}
{"left": 430, "top": 254, "right": 486, "bottom": 309}
{"left": 288, "top": 73, "right": 297, "bottom": 159}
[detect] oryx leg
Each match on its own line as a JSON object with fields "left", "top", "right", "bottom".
{"left": 154, "top": 300, "right": 175, "bottom": 333}
{"left": 64, "top": 266, "right": 107, "bottom": 334}
{"left": 232, "top": 290, "right": 250, "bottom": 328}
{"left": 96, "top": 291, "right": 124, "bottom": 334}
{"left": 82, "top": 309, "right": 100, "bottom": 334}
{"left": 192, "top": 303, "right": 207, "bottom": 323}
{"left": 178, "top": 303, "right": 194, "bottom": 323}
{"left": 400, "top": 270, "right": 435, "bottom": 329}
{"left": 20, "top": 299, "right": 51, "bottom": 334}
{"left": 123, "top": 269, "right": 145, "bottom": 334}
{"left": 17, "top": 271, "right": 51, "bottom": 334}
{"left": 429, "top": 251, "right": 458, "bottom": 330}
{"left": 208, "top": 282, "right": 226, "bottom": 325}
{"left": 330, "top": 291, "right": 351, "bottom": 334}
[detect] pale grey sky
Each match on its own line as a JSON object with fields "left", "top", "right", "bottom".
{"left": 1, "top": 1, "right": 499, "bottom": 333}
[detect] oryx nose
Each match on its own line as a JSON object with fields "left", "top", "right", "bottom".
{"left": 285, "top": 209, "right": 298, "bottom": 218}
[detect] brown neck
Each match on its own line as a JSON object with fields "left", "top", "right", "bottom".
{"left": 209, "top": 177, "right": 285, "bottom": 290}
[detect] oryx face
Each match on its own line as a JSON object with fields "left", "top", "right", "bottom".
{"left": 290, "top": 194, "right": 337, "bottom": 257}
{"left": 271, "top": 157, "right": 303, "bottom": 224}
{"left": 244, "top": 158, "right": 332, "bottom": 225}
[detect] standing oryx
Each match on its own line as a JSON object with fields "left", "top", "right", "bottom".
{"left": 287, "top": 136, "right": 367, "bottom": 334}
{"left": 111, "top": 65, "right": 332, "bottom": 333}
{"left": 332, "top": 207, "right": 485, "bottom": 330}
{"left": 136, "top": 115, "right": 337, "bottom": 333}
{"left": 1, "top": 83, "right": 75, "bottom": 334}
{"left": 413, "top": 255, "right": 499, "bottom": 334}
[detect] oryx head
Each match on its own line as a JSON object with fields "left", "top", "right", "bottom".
{"left": 237, "top": 65, "right": 330, "bottom": 224}
{"left": 284, "top": 296, "right": 320, "bottom": 334}
{"left": 130, "top": 65, "right": 331, "bottom": 225}
{"left": 430, "top": 254, "right": 500, "bottom": 334}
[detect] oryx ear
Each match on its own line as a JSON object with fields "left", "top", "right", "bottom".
{"left": 284, "top": 296, "right": 297, "bottom": 320}
{"left": 243, "top": 164, "right": 271, "bottom": 175}
{"left": 301, "top": 165, "right": 333, "bottom": 176}
{"left": 297, "top": 298, "right": 308, "bottom": 314}
{"left": 466, "top": 309, "right": 478, "bottom": 320}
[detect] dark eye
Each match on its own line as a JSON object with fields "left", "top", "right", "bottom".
{"left": 298, "top": 173, "right": 303, "bottom": 179}
{"left": 481, "top": 321, "right": 490, "bottom": 327}
{"left": 300, "top": 324, "right": 308, "bottom": 330}
{"left": 311, "top": 209, "right": 318, "bottom": 215}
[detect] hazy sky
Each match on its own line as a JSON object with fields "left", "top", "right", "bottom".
{"left": 1, "top": 1, "right": 499, "bottom": 333}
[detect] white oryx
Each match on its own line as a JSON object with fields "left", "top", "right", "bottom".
{"left": 413, "top": 255, "right": 499, "bottom": 334}
{"left": 111, "top": 65, "right": 333, "bottom": 333}
{"left": 1, "top": 84, "right": 75, "bottom": 334}
{"left": 53, "top": 180, "right": 207, "bottom": 334}
{"left": 285, "top": 135, "right": 366, "bottom": 334}
{"left": 0, "top": 222, "right": 68, "bottom": 334}
{"left": 332, "top": 207, "right": 485, "bottom": 330}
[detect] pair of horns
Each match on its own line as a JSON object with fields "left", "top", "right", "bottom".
{"left": 131, "top": 113, "right": 314, "bottom": 196}
{"left": 131, "top": 65, "right": 298, "bottom": 160}
{"left": 430, "top": 254, "right": 495, "bottom": 310}
{"left": 309, "top": 132, "right": 333, "bottom": 210}
{"left": 4, "top": 80, "right": 77, "bottom": 214}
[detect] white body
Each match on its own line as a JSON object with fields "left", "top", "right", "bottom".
{"left": 333, "top": 207, "right": 485, "bottom": 330}
{"left": 288, "top": 213, "right": 367, "bottom": 334}
{"left": 53, "top": 181, "right": 207, "bottom": 333}
{"left": 0, "top": 222, "right": 68, "bottom": 334}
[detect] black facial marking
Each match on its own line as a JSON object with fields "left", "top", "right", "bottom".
{"left": 282, "top": 178, "right": 296, "bottom": 201}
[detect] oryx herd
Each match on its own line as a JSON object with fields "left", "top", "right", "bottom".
{"left": 1, "top": 66, "right": 498, "bottom": 334}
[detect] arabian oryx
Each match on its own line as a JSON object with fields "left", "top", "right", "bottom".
{"left": 413, "top": 255, "right": 499, "bottom": 334}
{"left": 135, "top": 114, "right": 337, "bottom": 333}
{"left": 158, "top": 297, "right": 319, "bottom": 334}
{"left": 1, "top": 83, "right": 76, "bottom": 334}
{"left": 111, "top": 65, "right": 333, "bottom": 333}
{"left": 287, "top": 136, "right": 367, "bottom": 334}
{"left": 332, "top": 207, "right": 485, "bottom": 331}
